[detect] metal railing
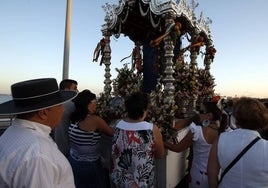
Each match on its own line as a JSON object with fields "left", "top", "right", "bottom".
{"left": 0, "top": 115, "right": 13, "bottom": 136}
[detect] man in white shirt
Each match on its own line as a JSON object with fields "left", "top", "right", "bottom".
{"left": 0, "top": 78, "right": 77, "bottom": 188}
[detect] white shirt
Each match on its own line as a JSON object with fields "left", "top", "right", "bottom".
{"left": 218, "top": 129, "right": 268, "bottom": 188}
{"left": 189, "top": 123, "right": 211, "bottom": 188}
{"left": 0, "top": 118, "right": 75, "bottom": 188}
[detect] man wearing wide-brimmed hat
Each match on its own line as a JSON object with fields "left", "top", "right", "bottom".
{"left": 0, "top": 78, "right": 77, "bottom": 188}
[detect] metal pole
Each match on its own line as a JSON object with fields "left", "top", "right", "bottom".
{"left": 62, "top": 0, "right": 72, "bottom": 79}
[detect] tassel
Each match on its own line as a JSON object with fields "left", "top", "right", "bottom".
{"left": 92, "top": 38, "right": 105, "bottom": 65}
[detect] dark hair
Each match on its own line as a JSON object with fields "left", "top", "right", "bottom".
{"left": 205, "top": 101, "right": 227, "bottom": 134}
{"left": 205, "top": 102, "right": 222, "bottom": 121}
{"left": 218, "top": 113, "right": 228, "bottom": 134}
{"left": 125, "top": 92, "right": 149, "bottom": 120}
{"left": 227, "top": 99, "right": 233, "bottom": 107}
{"left": 233, "top": 97, "right": 268, "bottom": 130}
{"left": 71, "top": 89, "right": 96, "bottom": 123}
{"left": 59, "top": 79, "right": 78, "bottom": 90}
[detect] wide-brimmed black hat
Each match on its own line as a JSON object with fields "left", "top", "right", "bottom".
{"left": 0, "top": 78, "right": 77, "bottom": 115}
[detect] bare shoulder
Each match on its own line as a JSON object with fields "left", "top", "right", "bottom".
{"left": 203, "top": 126, "right": 219, "bottom": 144}
{"left": 152, "top": 124, "right": 161, "bottom": 132}
{"left": 86, "top": 114, "right": 103, "bottom": 122}
{"left": 152, "top": 124, "right": 162, "bottom": 137}
{"left": 152, "top": 124, "right": 165, "bottom": 158}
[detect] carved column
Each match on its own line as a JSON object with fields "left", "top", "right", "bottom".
{"left": 101, "top": 17, "right": 112, "bottom": 97}
{"left": 162, "top": 16, "right": 177, "bottom": 136}
{"left": 163, "top": 18, "right": 175, "bottom": 98}
{"left": 102, "top": 36, "right": 112, "bottom": 96}
{"left": 155, "top": 16, "right": 177, "bottom": 188}
{"left": 204, "top": 52, "right": 212, "bottom": 71}
{"left": 204, "top": 44, "right": 215, "bottom": 70}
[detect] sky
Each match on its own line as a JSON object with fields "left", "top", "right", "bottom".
{"left": 1, "top": 0, "right": 268, "bottom": 98}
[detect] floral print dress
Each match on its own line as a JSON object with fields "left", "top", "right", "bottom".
{"left": 110, "top": 120, "right": 155, "bottom": 188}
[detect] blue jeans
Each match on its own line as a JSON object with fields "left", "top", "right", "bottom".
{"left": 69, "top": 156, "right": 107, "bottom": 188}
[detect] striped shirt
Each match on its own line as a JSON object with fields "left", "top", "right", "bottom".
{"left": 69, "top": 123, "right": 102, "bottom": 161}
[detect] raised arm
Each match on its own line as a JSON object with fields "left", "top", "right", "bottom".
{"left": 95, "top": 116, "right": 114, "bottom": 136}
{"left": 164, "top": 131, "right": 193, "bottom": 152}
{"left": 174, "top": 112, "right": 208, "bottom": 131}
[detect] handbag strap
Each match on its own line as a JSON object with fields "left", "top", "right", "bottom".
{"left": 218, "top": 136, "right": 261, "bottom": 184}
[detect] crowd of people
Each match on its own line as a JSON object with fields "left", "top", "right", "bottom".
{"left": 0, "top": 78, "right": 268, "bottom": 188}
{"left": 165, "top": 100, "right": 228, "bottom": 188}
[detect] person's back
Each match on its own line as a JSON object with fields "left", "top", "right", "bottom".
{"left": 177, "top": 122, "right": 218, "bottom": 188}
{"left": 0, "top": 119, "right": 74, "bottom": 187}
{"left": 69, "top": 121, "right": 102, "bottom": 161}
{"left": 111, "top": 120, "right": 156, "bottom": 187}
{"left": 208, "top": 97, "right": 268, "bottom": 188}
{"left": 217, "top": 130, "right": 268, "bottom": 188}
{"left": 110, "top": 92, "right": 164, "bottom": 187}
{"left": 68, "top": 90, "right": 113, "bottom": 188}
{"left": 191, "top": 124, "right": 218, "bottom": 176}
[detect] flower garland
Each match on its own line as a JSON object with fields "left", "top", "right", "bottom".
{"left": 97, "top": 65, "right": 142, "bottom": 123}
{"left": 198, "top": 69, "right": 215, "bottom": 98}
{"left": 113, "top": 65, "right": 142, "bottom": 97}
{"left": 97, "top": 58, "right": 216, "bottom": 138}
{"left": 173, "top": 59, "right": 200, "bottom": 114}
{"left": 174, "top": 61, "right": 200, "bottom": 96}
{"left": 147, "top": 79, "right": 178, "bottom": 140}
{"left": 97, "top": 65, "right": 178, "bottom": 140}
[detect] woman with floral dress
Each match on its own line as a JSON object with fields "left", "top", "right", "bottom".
{"left": 110, "top": 92, "right": 165, "bottom": 187}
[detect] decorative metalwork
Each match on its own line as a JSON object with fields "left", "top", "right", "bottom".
{"left": 97, "top": 0, "right": 217, "bottom": 138}
{"left": 163, "top": 18, "right": 176, "bottom": 92}
{"left": 103, "top": 0, "right": 212, "bottom": 40}
{"left": 102, "top": 36, "right": 112, "bottom": 96}
{"left": 198, "top": 11, "right": 212, "bottom": 37}
{"left": 150, "top": 0, "right": 178, "bottom": 15}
